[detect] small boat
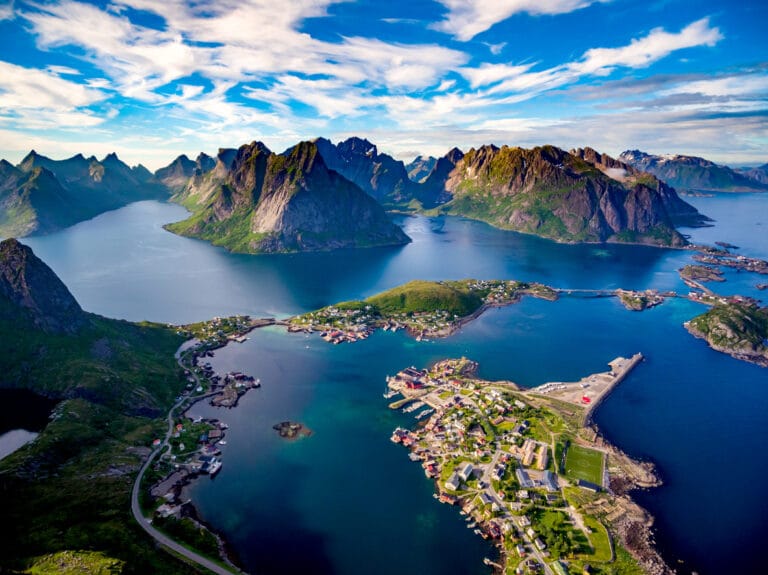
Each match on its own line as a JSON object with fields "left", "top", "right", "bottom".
{"left": 209, "top": 460, "right": 222, "bottom": 476}
{"left": 218, "top": 440, "right": 227, "bottom": 446}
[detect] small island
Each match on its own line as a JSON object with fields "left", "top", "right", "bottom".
{"left": 615, "top": 289, "right": 665, "bottom": 311}
{"left": 273, "top": 421, "right": 312, "bottom": 440}
{"left": 386, "top": 355, "right": 671, "bottom": 574}
{"left": 678, "top": 264, "right": 725, "bottom": 283}
{"left": 685, "top": 301, "right": 768, "bottom": 367}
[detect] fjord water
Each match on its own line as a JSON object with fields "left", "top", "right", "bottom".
{"left": 22, "top": 195, "right": 768, "bottom": 574}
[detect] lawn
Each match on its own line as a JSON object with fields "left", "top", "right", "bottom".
{"left": 564, "top": 444, "right": 604, "bottom": 485}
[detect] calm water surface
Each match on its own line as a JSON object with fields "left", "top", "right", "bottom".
{"left": 21, "top": 195, "right": 768, "bottom": 574}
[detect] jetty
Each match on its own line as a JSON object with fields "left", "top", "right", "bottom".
{"left": 529, "top": 353, "right": 644, "bottom": 424}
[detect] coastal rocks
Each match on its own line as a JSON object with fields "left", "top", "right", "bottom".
{"left": 273, "top": 421, "right": 312, "bottom": 440}
{"left": 685, "top": 302, "right": 768, "bottom": 367}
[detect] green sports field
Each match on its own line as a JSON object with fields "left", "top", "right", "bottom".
{"left": 564, "top": 444, "right": 604, "bottom": 485}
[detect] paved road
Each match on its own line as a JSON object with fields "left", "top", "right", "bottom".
{"left": 130, "top": 349, "right": 240, "bottom": 575}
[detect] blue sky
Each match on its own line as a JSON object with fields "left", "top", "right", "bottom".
{"left": 0, "top": 0, "right": 766, "bottom": 169}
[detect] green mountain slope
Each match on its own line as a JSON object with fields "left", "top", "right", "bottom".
{"left": 0, "top": 151, "right": 169, "bottom": 238}
{"left": 166, "top": 140, "right": 410, "bottom": 253}
{"left": 424, "top": 144, "right": 705, "bottom": 246}
{"left": 0, "top": 239, "right": 192, "bottom": 573}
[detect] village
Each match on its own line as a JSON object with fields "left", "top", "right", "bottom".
{"left": 288, "top": 280, "right": 559, "bottom": 344}
{"left": 141, "top": 316, "right": 265, "bottom": 528}
{"left": 386, "top": 355, "right": 663, "bottom": 575}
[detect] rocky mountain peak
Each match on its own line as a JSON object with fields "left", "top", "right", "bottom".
{"left": 0, "top": 238, "right": 85, "bottom": 333}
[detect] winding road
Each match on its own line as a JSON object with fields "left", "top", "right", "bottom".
{"left": 130, "top": 348, "right": 240, "bottom": 575}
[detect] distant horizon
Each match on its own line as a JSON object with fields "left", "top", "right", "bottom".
{"left": 2, "top": 137, "right": 764, "bottom": 173}
{"left": 1, "top": 1, "right": 766, "bottom": 170}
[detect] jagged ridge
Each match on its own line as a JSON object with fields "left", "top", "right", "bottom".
{"left": 423, "top": 144, "right": 703, "bottom": 246}
{"left": 619, "top": 150, "right": 768, "bottom": 193}
{"left": 165, "top": 140, "right": 410, "bottom": 253}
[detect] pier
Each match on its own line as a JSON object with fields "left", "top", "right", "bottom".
{"left": 529, "top": 353, "right": 644, "bottom": 425}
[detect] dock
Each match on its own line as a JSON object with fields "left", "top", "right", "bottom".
{"left": 528, "top": 353, "right": 644, "bottom": 425}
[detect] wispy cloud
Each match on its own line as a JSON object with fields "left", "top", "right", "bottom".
{"left": 462, "top": 18, "right": 723, "bottom": 99}
{"left": 0, "top": 1, "right": 14, "bottom": 21}
{"left": 0, "top": 59, "right": 106, "bottom": 127}
{"left": 433, "top": 0, "right": 607, "bottom": 41}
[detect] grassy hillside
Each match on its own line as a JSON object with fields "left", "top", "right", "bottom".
{"left": 0, "top": 243, "right": 196, "bottom": 572}
{"left": 687, "top": 302, "right": 768, "bottom": 358}
{"left": 0, "top": 309, "right": 185, "bottom": 416}
{"left": 366, "top": 280, "right": 484, "bottom": 317}
{"left": 0, "top": 314, "right": 194, "bottom": 573}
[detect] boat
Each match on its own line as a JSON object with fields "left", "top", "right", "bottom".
{"left": 383, "top": 389, "right": 398, "bottom": 399}
{"left": 415, "top": 408, "right": 434, "bottom": 420}
{"left": 408, "top": 452, "right": 421, "bottom": 461}
{"left": 209, "top": 459, "right": 222, "bottom": 476}
{"left": 218, "top": 440, "right": 227, "bottom": 445}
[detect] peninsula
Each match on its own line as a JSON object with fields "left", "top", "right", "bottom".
{"left": 386, "top": 355, "right": 669, "bottom": 575}
{"left": 289, "top": 279, "right": 558, "bottom": 342}
{"left": 685, "top": 302, "right": 768, "bottom": 367}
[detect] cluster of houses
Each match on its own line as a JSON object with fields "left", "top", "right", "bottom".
{"left": 385, "top": 359, "right": 610, "bottom": 574}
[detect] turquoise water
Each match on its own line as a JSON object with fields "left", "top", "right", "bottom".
{"left": 21, "top": 195, "right": 768, "bottom": 574}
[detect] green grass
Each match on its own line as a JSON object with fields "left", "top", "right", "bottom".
{"left": 688, "top": 302, "right": 768, "bottom": 354}
{"left": 0, "top": 299, "right": 197, "bottom": 573}
{"left": 366, "top": 280, "right": 484, "bottom": 317}
{"left": 23, "top": 550, "right": 125, "bottom": 574}
{"left": 564, "top": 444, "right": 604, "bottom": 485}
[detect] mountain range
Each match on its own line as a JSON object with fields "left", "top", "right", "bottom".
{"left": 5, "top": 137, "right": 755, "bottom": 250}
{"left": 619, "top": 150, "right": 768, "bottom": 193}
{"left": 0, "top": 151, "right": 168, "bottom": 237}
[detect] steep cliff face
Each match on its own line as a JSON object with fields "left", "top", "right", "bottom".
{"left": 0, "top": 151, "right": 168, "bottom": 237}
{"left": 405, "top": 155, "right": 437, "bottom": 183}
{"left": 571, "top": 147, "right": 709, "bottom": 228}
{"left": 619, "top": 150, "right": 768, "bottom": 193}
{"left": 165, "top": 141, "right": 410, "bottom": 253}
{"left": 419, "top": 147, "right": 465, "bottom": 208}
{"left": 434, "top": 145, "right": 694, "bottom": 246}
{"left": 739, "top": 163, "right": 768, "bottom": 185}
{"left": 155, "top": 153, "right": 216, "bottom": 193}
{"left": 0, "top": 238, "right": 85, "bottom": 333}
{"left": 314, "top": 137, "right": 415, "bottom": 204}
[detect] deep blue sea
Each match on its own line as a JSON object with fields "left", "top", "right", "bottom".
{"left": 22, "top": 193, "right": 768, "bottom": 575}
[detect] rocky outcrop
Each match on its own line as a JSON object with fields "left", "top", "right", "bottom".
{"left": 405, "top": 155, "right": 437, "bottom": 183}
{"left": 686, "top": 302, "right": 768, "bottom": 367}
{"left": 619, "top": 150, "right": 768, "bottom": 193}
{"left": 572, "top": 147, "right": 710, "bottom": 228}
{"left": 155, "top": 153, "right": 215, "bottom": 193}
{"left": 430, "top": 144, "right": 700, "bottom": 246}
{"left": 314, "top": 137, "right": 415, "bottom": 204}
{"left": 166, "top": 141, "right": 410, "bottom": 253}
{"left": 0, "top": 238, "right": 86, "bottom": 333}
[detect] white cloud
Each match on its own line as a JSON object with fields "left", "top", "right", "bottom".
{"left": 0, "top": 59, "right": 106, "bottom": 127}
{"left": 0, "top": 1, "right": 13, "bottom": 21}
{"left": 485, "top": 42, "right": 507, "bottom": 55}
{"left": 572, "top": 18, "right": 723, "bottom": 75}
{"left": 433, "top": 0, "right": 606, "bottom": 41}
{"left": 660, "top": 73, "right": 768, "bottom": 98}
{"left": 462, "top": 18, "right": 724, "bottom": 101}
